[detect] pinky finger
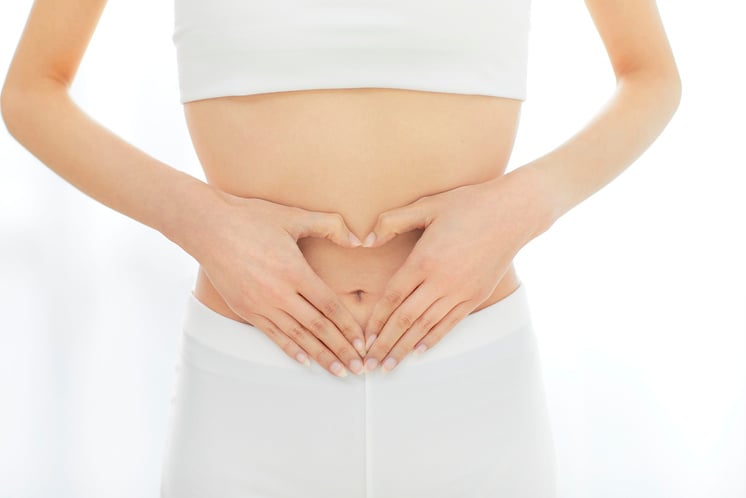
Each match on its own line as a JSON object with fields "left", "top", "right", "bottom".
{"left": 414, "top": 300, "right": 475, "bottom": 355}
{"left": 244, "top": 313, "right": 312, "bottom": 367}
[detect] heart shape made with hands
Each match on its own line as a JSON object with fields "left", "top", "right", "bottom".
{"left": 292, "top": 204, "right": 426, "bottom": 366}
{"left": 303, "top": 171, "right": 543, "bottom": 374}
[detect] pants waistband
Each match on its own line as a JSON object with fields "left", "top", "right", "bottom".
{"left": 181, "top": 281, "right": 533, "bottom": 369}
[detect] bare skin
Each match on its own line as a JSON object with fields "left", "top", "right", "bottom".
{"left": 1, "top": 0, "right": 680, "bottom": 378}
{"left": 184, "top": 89, "right": 524, "bottom": 341}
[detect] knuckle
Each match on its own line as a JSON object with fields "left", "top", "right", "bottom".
{"left": 446, "top": 313, "right": 462, "bottom": 328}
{"left": 337, "top": 320, "right": 359, "bottom": 338}
{"left": 309, "top": 317, "right": 329, "bottom": 336}
{"left": 383, "top": 290, "right": 402, "bottom": 307}
{"left": 417, "top": 314, "right": 437, "bottom": 332}
{"left": 330, "top": 212, "right": 346, "bottom": 228}
{"left": 258, "top": 319, "right": 279, "bottom": 338}
{"left": 275, "top": 334, "right": 298, "bottom": 355}
{"left": 292, "top": 212, "right": 314, "bottom": 236}
{"left": 287, "top": 326, "right": 307, "bottom": 341}
{"left": 314, "top": 214, "right": 330, "bottom": 232}
{"left": 396, "top": 312, "right": 415, "bottom": 329}
{"left": 315, "top": 349, "right": 335, "bottom": 367}
{"left": 320, "top": 299, "right": 340, "bottom": 317}
{"left": 376, "top": 211, "right": 392, "bottom": 229}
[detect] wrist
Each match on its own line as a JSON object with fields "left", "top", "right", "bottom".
{"left": 158, "top": 173, "right": 231, "bottom": 261}
{"left": 491, "top": 163, "right": 561, "bottom": 241}
{"left": 509, "top": 162, "right": 564, "bottom": 232}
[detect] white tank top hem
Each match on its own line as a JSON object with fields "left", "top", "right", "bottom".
{"left": 172, "top": 0, "right": 533, "bottom": 104}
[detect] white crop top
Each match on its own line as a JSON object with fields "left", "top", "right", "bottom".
{"left": 172, "top": 0, "right": 532, "bottom": 104}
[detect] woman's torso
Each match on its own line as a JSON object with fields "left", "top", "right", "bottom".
{"left": 185, "top": 87, "right": 523, "bottom": 329}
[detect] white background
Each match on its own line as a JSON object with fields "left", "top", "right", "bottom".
{"left": 1, "top": 1, "right": 744, "bottom": 497}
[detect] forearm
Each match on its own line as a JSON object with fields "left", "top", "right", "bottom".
{"left": 515, "top": 71, "right": 682, "bottom": 231}
{"left": 1, "top": 79, "right": 223, "bottom": 258}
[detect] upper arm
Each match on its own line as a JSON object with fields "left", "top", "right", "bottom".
{"left": 2, "top": 0, "right": 108, "bottom": 95}
{"left": 584, "top": 0, "right": 681, "bottom": 84}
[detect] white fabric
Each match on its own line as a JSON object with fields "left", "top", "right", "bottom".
{"left": 159, "top": 282, "right": 557, "bottom": 497}
{"left": 172, "top": 0, "right": 532, "bottom": 103}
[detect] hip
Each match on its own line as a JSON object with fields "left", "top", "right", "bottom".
{"left": 161, "top": 280, "right": 557, "bottom": 497}
{"left": 184, "top": 276, "right": 530, "bottom": 372}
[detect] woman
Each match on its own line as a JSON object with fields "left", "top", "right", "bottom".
{"left": 1, "top": 0, "right": 680, "bottom": 496}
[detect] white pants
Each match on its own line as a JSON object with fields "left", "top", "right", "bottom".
{"left": 160, "top": 282, "right": 557, "bottom": 497}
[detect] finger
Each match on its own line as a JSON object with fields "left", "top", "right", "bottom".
{"left": 267, "top": 306, "right": 356, "bottom": 378}
{"left": 362, "top": 200, "right": 431, "bottom": 248}
{"left": 293, "top": 210, "right": 363, "bottom": 248}
{"left": 282, "top": 291, "right": 364, "bottom": 376}
{"left": 413, "top": 299, "right": 476, "bottom": 355}
{"left": 296, "top": 269, "right": 367, "bottom": 357}
{"left": 363, "top": 256, "right": 429, "bottom": 348}
{"left": 241, "top": 312, "right": 312, "bottom": 367}
{"left": 378, "top": 296, "right": 454, "bottom": 372}
{"left": 364, "top": 280, "right": 438, "bottom": 372}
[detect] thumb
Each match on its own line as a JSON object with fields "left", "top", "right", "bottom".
{"left": 363, "top": 202, "right": 431, "bottom": 248}
{"left": 295, "top": 210, "right": 363, "bottom": 248}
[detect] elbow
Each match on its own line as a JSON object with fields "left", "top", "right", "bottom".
{"left": 652, "top": 72, "right": 683, "bottom": 125}
{"left": 0, "top": 86, "right": 19, "bottom": 137}
{"left": 665, "top": 68, "right": 682, "bottom": 114}
{"left": 1, "top": 78, "right": 68, "bottom": 140}
{"left": 672, "top": 72, "right": 682, "bottom": 112}
{"left": 0, "top": 69, "right": 22, "bottom": 134}
{"left": 662, "top": 71, "right": 682, "bottom": 120}
{"left": 1, "top": 84, "right": 31, "bottom": 139}
{"left": 618, "top": 66, "right": 682, "bottom": 116}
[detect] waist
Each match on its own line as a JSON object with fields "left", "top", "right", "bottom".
{"left": 185, "top": 87, "right": 523, "bottom": 325}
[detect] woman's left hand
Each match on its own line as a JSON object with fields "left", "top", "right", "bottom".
{"left": 360, "top": 166, "right": 554, "bottom": 373}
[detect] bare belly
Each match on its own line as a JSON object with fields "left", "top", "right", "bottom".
{"left": 184, "top": 87, "right": 524, "bottom": 329}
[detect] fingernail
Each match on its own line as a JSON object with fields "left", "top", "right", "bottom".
{"left": 296, "top": 352, "right": 311, "bottom": 366}
{"left": 353, "top": 338, "right": 365, "bottom": 355}
{"left": 349, "top": 233, "right": 363, "bottom": 247}
{"left": 363, "top": 233, "right": 376, "bottom": 247}
{"left": 330, "top": 361, "right": 347, "bottom": 377}
{"left": 382, "top": 357, "right": 397, "bottom": 372}
{"left": 365, "top": 334, "right": 377, "bottom": 350}
{"left": 364, "top": 357, "right": 378, "bottom": 373}
{"left": 349, "top": 358, "right": 364, "bottom": 375}
{"left": 413, "top": 343, "right": 428, "bottom": 356}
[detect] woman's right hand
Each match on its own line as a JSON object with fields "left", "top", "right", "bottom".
{"left": 188, "top": 190, "right": 366, "bottom": 377}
